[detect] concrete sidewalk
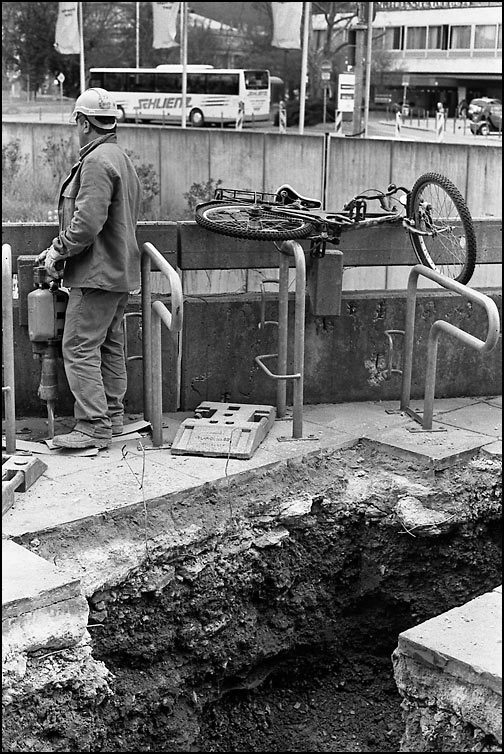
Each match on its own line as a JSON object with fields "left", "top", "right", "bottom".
{"left": 2, "top": 395, "right": 501, "bottom": 538}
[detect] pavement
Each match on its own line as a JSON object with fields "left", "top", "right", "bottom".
{"left": 2, "top": 395, "right": 502, "bottom": 691}
{"left": 3, "top": 101, "right": 502, "bottom": 145}
{"left": 2, "top": 395, "right": 502, "bottom": 538}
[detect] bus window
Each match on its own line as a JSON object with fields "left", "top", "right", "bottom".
{"left": 127, "top": 73, "right": 155, "bottom": 92}
{"left": 207, "top": 74, "right": 239, "bottom": 95}
{"left": 187, "top": 73, "right": 207, "bottom": 94}
{"left": 156, "top": 72, "right": 181, "bottom": 93}
{"left": 245, "top": 70, "right": 269, "bottom": 90}
{"left": 88, "top": 72, "right": 104, "bottom": 88}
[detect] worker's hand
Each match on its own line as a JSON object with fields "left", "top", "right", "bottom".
{"left": 36, "top": 248, "right": 50, "bottom": 265}
{"left": 43, "top": 245, "right": 65, "bottom": 279}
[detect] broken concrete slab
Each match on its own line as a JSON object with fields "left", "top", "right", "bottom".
{"left": 2, "top": 540, "right": 89, "bottom": 672}
{"left": 393, "top": 589, "right": 502, "bottom": 749}
{"left": 362, "top": 423, "right": 496, "bottom": 469}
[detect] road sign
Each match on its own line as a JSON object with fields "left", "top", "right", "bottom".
{"left": 337, "top": 73, "right": 355, "bottom": 114}
{"left": 401, "top": 75, "right": 410, "bottom": 87}
{"left": 57, "top": 73, "right": 65, "bottom": 84}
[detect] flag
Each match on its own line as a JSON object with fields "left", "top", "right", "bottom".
{"left": 271, "top": 2, "right": 303, "bottom": 49}
{"left": 152, "top": 2, "right": 180, "bottom": 49}
{"left": 54, "top": 2, "right": 80, "bottom": 55}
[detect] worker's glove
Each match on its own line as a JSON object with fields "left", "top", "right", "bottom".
{"left": 37, "top": 245, "right": 65, "bottom": 279}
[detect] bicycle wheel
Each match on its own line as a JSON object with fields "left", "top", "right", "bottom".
{"left": 407, "top": 172, "right": 477, "bottom": 285}
{"left": 195, "top": 201, "right": 315, "bottom": 241}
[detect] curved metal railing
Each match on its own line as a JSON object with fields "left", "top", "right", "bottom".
{"left": 254, "top": 240, "right": 306, "bottom": 439}
{"left": 141, "top": 242, "right": 183, "bottom": 446}
{"left": 401, "top": 264, "right": 501, "bottom": 430}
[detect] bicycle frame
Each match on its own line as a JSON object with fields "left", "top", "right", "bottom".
{"left": 196, "top": 172, "right": 478, "bottom": 286}
{"left": 214, "top": 185, "right": 444, "bottom": 242}
{"left": 214, "top": 184, "right": 413, "bottom": 256}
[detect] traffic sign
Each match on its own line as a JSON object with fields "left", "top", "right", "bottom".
{"left": 57, "top": 73, "right": 65, "bottom": 84}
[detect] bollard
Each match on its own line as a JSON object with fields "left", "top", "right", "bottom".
{"left": 334, "top": 109, "right": 343, "bottom": 135}
{"left": 278, "top": 100, "right": 287, "bottom": 134}
{"left": 436, "top": 112, "right": 445, "bottom": 141}
{"left": 235, "top": 100, "right": 244, "bottom": 130}
{"left": 395, "top": 110, "right": 402, "bottom": 138}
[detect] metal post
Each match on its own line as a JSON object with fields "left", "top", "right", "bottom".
{"left": 277, "top": 254, "right": 289, "bottom": 418}
{"left": 298, "top": 1, "right": 311, "bottom": 135}
{"left": 400, "top": 271, "right": 417, "bottom": 412}
{"left": 363, "top": 1, "right": 373, "bottom": 138}
{"left": 141, "top": 253, "right": 152, "bottom": 422}
{"left": 352, "top": 24, "right": 365, "bottom": 136}
{"left": 2, "top": 244, "right": 16, "bottom": 454}
{"left": 151, "top": 309, "right": 163, "bottom": 446}
{"left": 291, "top": 242, "right": 306, "bottom": 438}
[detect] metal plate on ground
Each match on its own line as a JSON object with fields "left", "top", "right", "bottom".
{"left": 171, "top": 402, "right": 276, "bottom": 459}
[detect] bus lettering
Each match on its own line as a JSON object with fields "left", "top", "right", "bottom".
{"left": 137, "top": 96, "right": 192, "bottom": 110}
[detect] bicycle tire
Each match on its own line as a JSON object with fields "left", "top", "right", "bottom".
{"left": 195, "top": 201, "right": 315, "bottom": 241}
{"left": 407, "top": 172, "right": 477, "bottom": 285}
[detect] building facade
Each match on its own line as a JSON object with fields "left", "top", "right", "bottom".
{"left": 313, "top": 1, "right": 501, "bottom": 116}
{"left": 372, "top": 1, "right": 502, "bottom": 114}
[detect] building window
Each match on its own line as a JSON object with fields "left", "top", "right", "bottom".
{"left": 406, "top": 26, "right": 427, "bottom": 50}
{"left": 474, "top": 25, "right": 497, "bottom": 49}
{"left": 450, "top": 25, "right": 471, "bottom": 49}
{"left": 372, "top": 28, "right": 386, "bottom": 50}
{"left": 385, "top": 26, "right": 404, "bottom": 50}
{"left": 428, "top": 25, "right": 448, "bottom": 50}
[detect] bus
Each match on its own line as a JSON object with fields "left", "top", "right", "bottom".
{"left": 88, "top": 66, "right": 272, "bottom": 127}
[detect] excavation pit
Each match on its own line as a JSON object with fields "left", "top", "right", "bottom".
{"left": 2, "top": 400, "right": 502, "bottom": 752}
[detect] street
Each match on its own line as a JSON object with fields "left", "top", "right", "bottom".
{"left": 2, "top": 96, "right": 502, "bottom": 145}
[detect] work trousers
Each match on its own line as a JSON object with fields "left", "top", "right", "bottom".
{"left": 62, "top": 287, "right": 129, "bottom": 438}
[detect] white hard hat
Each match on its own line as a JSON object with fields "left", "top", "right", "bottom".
{"left": 71, "top": 87, "right": 120, "bottom": 129}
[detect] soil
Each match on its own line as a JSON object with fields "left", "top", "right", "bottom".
{"left": 194, "top": 648, "right": 404, "bottom": 752}
{"left": 3, "top": 440, "right": 502, "bottom": 752}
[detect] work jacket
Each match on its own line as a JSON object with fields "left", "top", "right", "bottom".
{"left": 52, "top": 133, "right": 142, "bottom": 292}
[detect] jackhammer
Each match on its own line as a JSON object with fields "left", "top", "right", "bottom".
{"left": 27, "top": 265, "right": 68, "bottom": 438}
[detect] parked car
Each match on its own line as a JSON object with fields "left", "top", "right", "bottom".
{"left": 273, "top": 98, "right": 336, "bottom": 127}
{"left": 467, "top": 97, "right": 502, "bottom": 135}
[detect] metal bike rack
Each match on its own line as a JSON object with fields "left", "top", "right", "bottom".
{"left": 141, "top": 242, "right": 183, "bottom": 447}
{"left": 2, "top": 244, "right": 16, "bottom": 454}
{"left": 400, "top": 264, "right": 501, "bottom": 431}
{"left": 255, "top": 240, "right": 306, "bottom": 439}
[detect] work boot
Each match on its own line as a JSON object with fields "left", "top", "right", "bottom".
{"left": 111, "top": 422, "right": 123, "bottom": 436}
{"left": 52, "top": 430, "right": 111, "bottom": 450}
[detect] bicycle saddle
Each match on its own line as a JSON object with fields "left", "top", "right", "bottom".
{"left": 274, "top": 184, "right": 322, "bottom": 209}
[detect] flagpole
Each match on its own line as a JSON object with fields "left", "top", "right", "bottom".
{"left": 78, "top": 1, "right": 85, "bottom": 93}
{"left": 298, "top": 2, "right": 311, "bottom": 135}
{"left": 136, "top": 2, "right": 140, "bottom": 68}
{"left": 363, "top": 2, "right": 373, "bottom": 137}
{"left": 181, "top": 1, "right": 187, "bottom": 128}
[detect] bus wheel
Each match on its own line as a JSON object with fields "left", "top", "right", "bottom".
{"left": 189, "top": 109, "right": 204, "bottom": 127}
{"left": 116, "top": 106, "right": 127, "bottom": 123}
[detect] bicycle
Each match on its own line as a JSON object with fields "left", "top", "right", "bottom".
{"left": 195, "top": 172, "right": 477, "bottom": 285}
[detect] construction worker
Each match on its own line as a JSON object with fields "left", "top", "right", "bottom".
{"left": 36, "top": 88, "right": 142, "bottom": 449}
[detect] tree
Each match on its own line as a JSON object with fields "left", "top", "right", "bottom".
{"left": 2, "top": 2, "right": 60, "bottom": 97}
